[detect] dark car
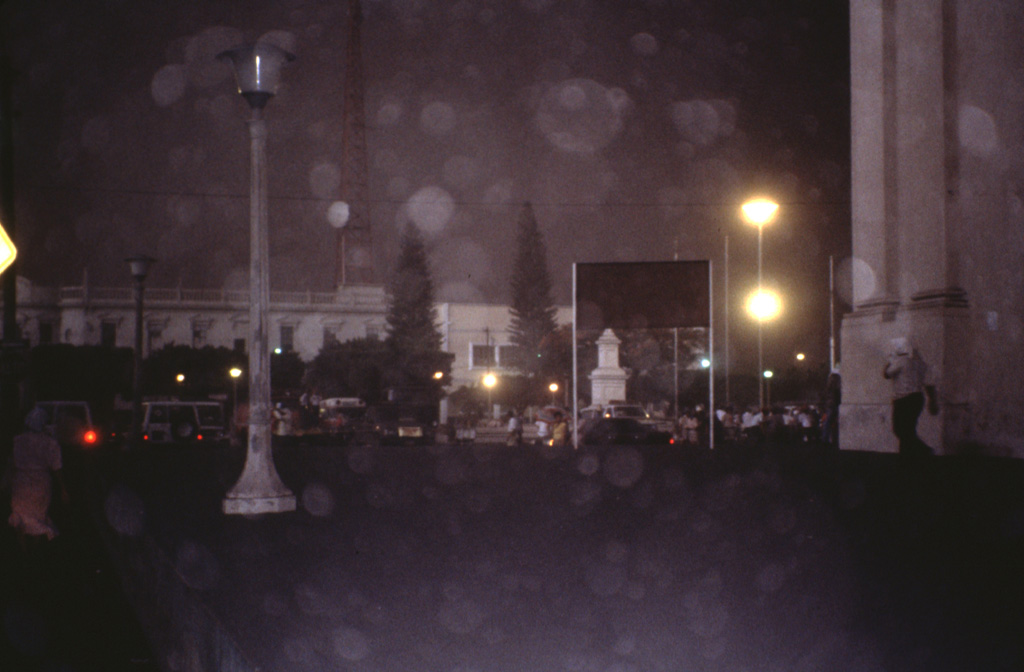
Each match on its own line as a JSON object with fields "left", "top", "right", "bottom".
{"left": 363, "top": 404, "right": 436, "bottom": 446}
{"left": 581, "top": 418, "right": 674, "bottom": 446}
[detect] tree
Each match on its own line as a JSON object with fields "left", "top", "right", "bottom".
{"left": 508, "top": 201, "right": 557, "bottom": 377}
{"left": 303, "top": 337, "right": 389, "bottom": 403}
{"left": 384, "top": 223, "right": 452, "bottom": 394}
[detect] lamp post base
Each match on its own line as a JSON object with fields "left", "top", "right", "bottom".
{"left": 222, "top": 492, "right": 296, "bottom": 515}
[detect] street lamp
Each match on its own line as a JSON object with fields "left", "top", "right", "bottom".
{"left": 229, "top": 367, "right": 242, "bottom": 438}
{"left": 125, "top": 254, "right": 154, "bottom": 446}
{"left": 483, "top": 372, "right": 497, "bottom": 418}
{"left": 741, "top": 198, "right": 779, "bottom": 409}
{"left": 745, "top": 287, "right": 781, "bottom": 408}
{"left": 763, "top": 369, "right": 774, "bottom": 408}
{"left": 219, "top": 42, "right": 296, "bottom": 515}
{"left": 548, "top": 382, "right": 559, "bottom": 405}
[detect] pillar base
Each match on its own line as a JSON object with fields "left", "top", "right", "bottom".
{"left": 223, "top": 492, "right": 296, "bottom": 515}
{"left": 839, "top": 290, "right": 970, "bottom": 455}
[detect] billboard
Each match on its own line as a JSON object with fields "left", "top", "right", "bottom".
{"left": 575, "top": 260, "right": 710, "bottom": 331}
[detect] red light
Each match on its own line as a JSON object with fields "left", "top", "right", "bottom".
{"left": 196, "top": 434, "right": 204, "bottom": 441}
{"left": 83, "top": 429, "right": 98, "bottom": 444}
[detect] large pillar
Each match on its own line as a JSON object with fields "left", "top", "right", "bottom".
{"left": 841, "top": 0, "right": 976, "bottom": 454}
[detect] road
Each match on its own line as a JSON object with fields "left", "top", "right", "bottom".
{"left": 1, "top": 446, "right": 158, "bottom": 670}
{"left": 5, "top": 436, "right": 1024, "bottom": 671}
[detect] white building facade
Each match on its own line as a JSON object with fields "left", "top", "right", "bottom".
{"left": 7, "top": 276, "right": 571, "bottom": 394}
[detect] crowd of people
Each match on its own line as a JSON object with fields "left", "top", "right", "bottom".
{"left": 672, "top": 401, "right": 839, "bottom": 448}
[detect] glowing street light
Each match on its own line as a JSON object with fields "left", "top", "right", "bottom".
{"left": 229, "top": 367, "right": 243, "bottom": 439}
{"left": 483, "top": 372, "right": 497, "bottom": 418}
{"left": 742, "top": 198, "right": 779, "bottom": 409}
{"left": 175, "top": 373, "right": 185, "bottom": 384}
{"left": 745, "top": 288, "right": 782, "bottom": 322}
{"left": 796, "top": 352, "right": 805, "bottom": 362}
{"left": 763, "top": 369, "right": 774, "bottom": 407}
{"left": 548, "top": 381, "right": 559, "bottom": 404}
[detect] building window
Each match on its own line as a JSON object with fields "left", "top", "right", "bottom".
{"left": 323, "top": 327, "right": 339, "bottom": 348}
{"left": 38, "top": 322, "right": 54, "bottom": 345}
{"left": 471, "top": 343, "right": 496, "bottom": 369}
{"left": 147, "top": 324, "right": 164, "bottom": 354}
{"left": 497, "top": 344, "right": 518, "bottom": 368}
{"left": 280, "top": 325, "right": 294, "bottom": 353}
{"left": 233, "top": 338, "right": 246, "bottom": 353}
{"left": 191, "top": 318, "right": 211, "bottom": 348}
{"left": 100, "top": 321, "right": 117, "bottom": 348}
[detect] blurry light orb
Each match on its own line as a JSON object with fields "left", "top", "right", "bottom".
{"left": 630, "top": 32, "right": 659, "bottom": 56}
{"left": 763, "top": 370, "right": 774, "bottom": 379}
{"left": 176, "top": 373, "right": 185, "bottom": 383}
{"left": 700, "top": 358, "right": 711, "bottom": 368}
{"left": 310, "top": 163, "right": 342, "bottom": 200}
{"left": 741, "top": 198, "right": 779, "bottom": 227}
{"left": 746, "top": 289, "right": 782, "bottom": 321}
{"left": 420, "top": 101, "right": 456, "bottom": 135}
{"left": 549, "top": 382, "right": 559, "bottom": 393}
{"left": 376, "top": 101, "right": 403, "bottom": 126}
{"left": 406, "top": 186, "right": 455, "bottom": 236}
{"left": 796, "top": 353, "right": 805, "bottom": 361}
{"left": 837, "top": 256, "right": 877, "bottom": 305}
{"left": 229, "top": 367, "right": 242, "bottom": 379}
{"left": 151, "top": 64, "right": 188, "bottom": 107}
{"left": 327, "top": 201, "right": 351, "bottom": 229}
{"left": 301, "top": 483, "right": 335, "bottom": 517}
{"left": 482, "top": 373, "right": 497, "bottom": 388}
{"left": 558, "top": 83, "right": 588, "bottom": 110}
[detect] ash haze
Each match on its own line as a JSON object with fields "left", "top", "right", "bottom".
{"left": 2, "top": 0, "right": 850, "bottom": 366}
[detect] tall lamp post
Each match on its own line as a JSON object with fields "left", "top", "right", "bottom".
{"left": 125, "top": 255, "right": 154, "bottom": 446}
{"left": 741, "top": 198, "right": 779, "bottom": 409}
{"left": 219, "top": 42, "right": 296, "bottom": 515}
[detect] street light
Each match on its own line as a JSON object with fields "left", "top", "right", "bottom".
{"left": 229, "top": 367, "right": 243, "bottom": 439}
{"left": 548, "top": 382, "right": 559, "bottom": 405}
{"left": 219, "top": 42, "right": 296, "bottom": 515}
{"left": 745, "top": 287, "right": 781, "bottom": 407}
{"left": 483, "top": 372, "right": 497, "bottom": 418}
{"left": 763, "top": 369, "right": 774, "bottom": 407}
{"left": 741, "top": 198, "right": 779, "bottom": 409}
{"left": 125, "top": 254, "right": 154, "bottom": 446}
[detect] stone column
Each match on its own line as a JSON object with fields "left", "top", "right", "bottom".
{"left": 841, "top": 0, "right": 970, "bottom": 454}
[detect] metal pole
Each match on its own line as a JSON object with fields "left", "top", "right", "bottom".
{"left": 132, "top": 277, "right": 145, "bottom": 444}
{"left": 708, "top": 259, "right": 714, "bottom": 450}
{"left": 572, "top": 263, "right": 579, "bottom": 450}
{"left": 757, "top": 226, "right": 764, "bottom": 409}
{"left": 223, "top": 107, "right": 295, "bottom": 515}
{"left": 724, "top": 235, "right": 730, "bottom": 406}
{"left": 829, "top": 254, "right": 836, "bottom": 371}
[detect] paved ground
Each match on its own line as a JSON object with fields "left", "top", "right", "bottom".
{"left": 8, "top": 437, "right": 1024, "bottom": 671}
{"left": 0, "top": 448, "right": 158, "bottom": 671}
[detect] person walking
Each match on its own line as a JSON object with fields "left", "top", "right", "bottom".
{"left": 4, "top": 407, "right": 69, "bottom": 548}
{"left": 883, "top": 338, "right": 938, "bottom": 458}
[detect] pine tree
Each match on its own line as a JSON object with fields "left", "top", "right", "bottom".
{"left": 509, "top": 201, "right": 558, "bottom": 376}
{"left": 385, "top": 223, "right": 450, "bottom": 389}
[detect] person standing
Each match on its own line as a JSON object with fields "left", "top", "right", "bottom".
{"left": 5, "top": 407, "right": 69, "bottom": 547}
{"left": 883, "top": 338, "right": 938, "bottom": 458}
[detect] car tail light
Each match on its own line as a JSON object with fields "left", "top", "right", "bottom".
{"left": 196, "top": 434, "right": 204, "bottom": 441}
{"left": 83, "top": 429, "right": 98, "bottom": 445}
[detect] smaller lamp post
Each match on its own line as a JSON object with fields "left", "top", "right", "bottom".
{"left": 125, "top": 254, "right": 154, "bottom": 446}
{"left": 548, "top": 382, "right": 559, "bottom": 405}
{"left": 483, "top": 372, "right": 497, "bottom": 418}
{"left": 229, "top": 367, "right": 243, "bottom": 438}
{"left": 763, "top": 369, "right": 774, "bottom": 408}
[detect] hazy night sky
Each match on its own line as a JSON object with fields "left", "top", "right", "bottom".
{"left": 2, "top": 0, "right": 850, "bottom": 368}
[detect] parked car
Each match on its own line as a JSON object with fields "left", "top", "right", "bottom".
{"left": 364, "top": 404, "right": 436, "bottom": 446}
{"left": 141, "top": 401, "right": 227, "bottom": 444}
{"left": 581, "top": 418, "right": 675, "bottom": 446}
{"left": 34, "top": 401, "right": 101, "bottom": 449}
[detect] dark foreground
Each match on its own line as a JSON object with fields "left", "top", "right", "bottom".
{"left": 7, "top": 438, "right": 1024, "bottom": 671}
